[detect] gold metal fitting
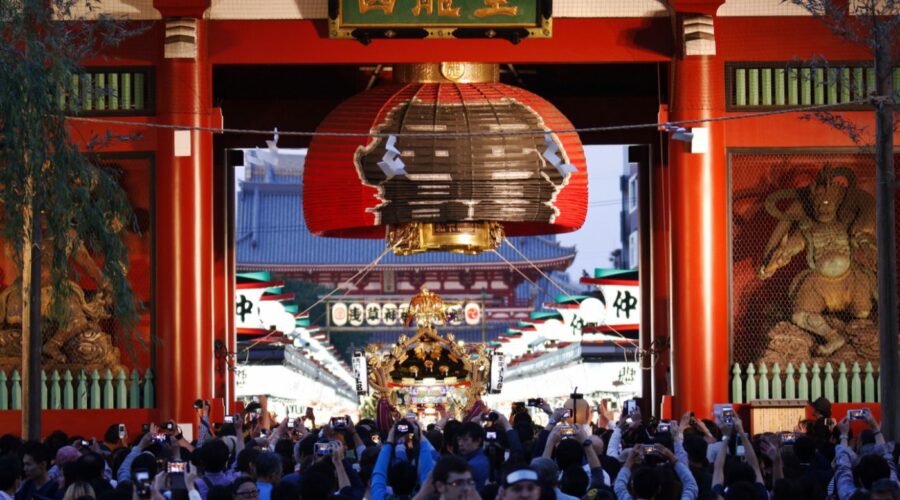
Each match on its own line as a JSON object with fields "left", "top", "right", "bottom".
{"left": 387, "top": 222, "right": 504, "bottom": 255}
{"left": 393, "top": 63, "right": 500, "bottom": 84}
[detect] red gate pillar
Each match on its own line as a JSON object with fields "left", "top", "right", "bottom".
{"left": 154, "top": 1, "right": 215, "bottom": 425}
{"left": 668, "top": 8, "right": 730, "bottom": 418}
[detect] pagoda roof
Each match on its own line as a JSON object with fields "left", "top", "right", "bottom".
{"left": 235, "top": 156, "right": 578, "bottom": 271}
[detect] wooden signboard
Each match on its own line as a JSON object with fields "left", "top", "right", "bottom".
{"left": 329, "top": 0, "right": 552, "bottom": 43}
{"left": 749, "top": 399, "right": 808, "bottom": 434}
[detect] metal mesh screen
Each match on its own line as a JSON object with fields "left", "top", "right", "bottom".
{"left": 730, "top": 151, "right": 894, "bottom": 370}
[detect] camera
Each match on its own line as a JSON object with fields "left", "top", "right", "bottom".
{"left": 395, "top": 422, "right": 410, "bottom": 434}
{"left": 152, "top": 433, "right": 167, "bottom": 444}
{"left": 624, "top": 400, "right": 638, "bottom": 416}
{"left": 527, "top": 398, "right": 543, "bottom": 407}
{"left": 331, "top": 416, "right": 347, "bottom": 429}
{"left": 142, "top": 423, "right": 151, "bottom": 433}
{"left": 134, "top": 470, "right": 152, "bottom": 497}
{"left": 485, "top": 430, "right": 498, "bottom": 441}
{"left": 80, "top": 439, "right": 91, "bottom": 448}
{"left": 163, "top": 422, "right": 176, "bottom": 432}
{"left": 167, "top": 461, "right": 187, "bottom": 475}
{"left": 722, "top": 409, "right": 734, "bottom": 425}
{"left": 848, "top": 408, "right": 869, "bottom": 421}
{"left": 512, "top": 402, "right": 526, "bottom": 414}
{"left": 481, "top": 411, "right": 499, "bottom": 422}
{"left": 781, "top": 431, "right": 798, "bottom": 443}
{"left": 118, "top": 424, "right": 127, "bottom": 440}
{"left": 736, "top": 445, "right": 746, "bottom": 457}
{"left": 224, "top": 415, "right": 235, "bottom": 424}
{"left": 314, "top": 442, "right": 334, "bottom": 457}
{"left": 192, "top": 399, "right": 204, "bottom": 410}
{"left": 560, "top": 425, "right": 576, "bottom": 439}
{"left": 639, "top": 444, "right": 657, "bottom": 457}
{"left": 657, "top": 422, "right": 672, "bottom": 434}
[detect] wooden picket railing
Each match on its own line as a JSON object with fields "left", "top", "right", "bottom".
{"left": 731, "top": 362, "right": 880, "bottom": 404}
{"left": 0, "top": 368, "right": 154, "bottom": 410}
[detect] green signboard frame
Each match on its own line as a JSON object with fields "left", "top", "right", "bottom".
{"left": 328, "top": 0, "right": 552, "bottom": 43}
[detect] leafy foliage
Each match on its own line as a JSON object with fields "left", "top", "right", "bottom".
{"left": 0, "top": 0, "right": 145, "bottom": 346}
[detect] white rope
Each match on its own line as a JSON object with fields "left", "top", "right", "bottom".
{"left": 67, "top": 97, "right": 873, "bottom": 139}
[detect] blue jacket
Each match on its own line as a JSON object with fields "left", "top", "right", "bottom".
{"left": 462, "top": 448, "right": 490, "bottom": 492}
{"left": 370, "top": 440, "right": 437, "bottom": 500}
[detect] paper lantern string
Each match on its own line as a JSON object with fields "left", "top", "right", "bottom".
{"left": 377, "top": 135, "right": 408, "bottom": 178}
{"left": 542, "top": 133, "right": 577, "bottom": 176}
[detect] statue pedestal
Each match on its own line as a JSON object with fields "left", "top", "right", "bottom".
{"left": 759, "top": 317, "right": 879, "bottom": 368}
{"left": 0, "top": 327, "right": 125, "bottom": 375}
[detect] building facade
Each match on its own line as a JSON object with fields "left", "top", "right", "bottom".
{"left": 0, "top": 0, "right": 896, "bottom": 434}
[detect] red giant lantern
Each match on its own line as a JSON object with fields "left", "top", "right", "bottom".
{"left": 303, "top": 63, "right": 587, "bottom": 254}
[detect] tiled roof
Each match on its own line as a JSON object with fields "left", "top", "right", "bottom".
{"left": 514, "top": 270, "right": 585, "bottom": 311}
{"left": 235, "top": 159, "right": 578, "bottom": 269}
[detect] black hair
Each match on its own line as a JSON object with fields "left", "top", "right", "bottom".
{"left": 43, "top": 431, "right": 70, "bottom": 459}
{"left": 0, "top": 435, "right": 22, "bottom": 457}
{"left": 458, "top": 422, "right": 484, "bottom": 444}
{"left": 299, "top": 462, "right": 336, "bottom": 499}
{"left": 388, "top": 461, "right": 418, "bottom": 496}
{"left": 254, "top": 452, "right": 282, "bottom": 480}
{"left": 424, "top": 429, "right": 444, "bottom": 452}
{"left": 75, "top": 452, "right": 106, "bottom": 482}
{"left": 554, "top": 439, "right": 584, "bottom": 471}
{"left": 131, "top": 452, "right": 159, "bottom": 479}
{"left": 854, "top": 453, "right": 892, "bottom": 490}
{"left": 631, "top": 466, "right": 662, "bottom": 499}
{"left": 104, "top": 425, "right": 120, "bottom": 444}
{"left": 432, "top": 455, "right": 471, "bottom": 485}
{"left": 559, "top": 464, "right": 589, "bottom": 498}
{"left": 725, "top": 460, "right": 757, "bottom": 487}
{"left": 231, "top": 476, "right": 257, "bottom": 496}
{"left": 683, "top": 434, "right": 708, "bottom": 465}
{"left": 442, "top": 420, "right": 464, "bottom": 453}
{"left": 0, "top": 455, "right": 20, "bottom": 491}
{"left": 20, "top": 441, "right": 52, "bottom": 468}
{"left": 273, "top": 439, "right": 295, "bottom": 476}
{"left": 199, "top": 440, "right": 230, "bottom": 473}
{"left": 297, "top": 435, "right": 317, "bottom": 461}
{"left": 236, "top": 448, "right": 260, "bottom": 475}
{"left": 793, "top": 436, "right": 815, "bottom": 464}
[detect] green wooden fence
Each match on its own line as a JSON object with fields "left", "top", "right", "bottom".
{"left": 731, "top": 361, "right": 879, "bottom": 404}
{"left": 0, "top": 368, "right": 154, "bottom": 410}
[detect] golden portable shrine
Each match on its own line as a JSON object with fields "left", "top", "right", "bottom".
{"left": 362, "top": 288, "right": 497, "bottom": 429}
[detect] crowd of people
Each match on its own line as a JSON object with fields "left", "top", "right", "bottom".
{"left": 1, "top": 395, "right": 897, "bottom": 500}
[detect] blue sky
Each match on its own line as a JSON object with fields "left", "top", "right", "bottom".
{"left": 556, "top": 145, "right": 626, "bottom": 281}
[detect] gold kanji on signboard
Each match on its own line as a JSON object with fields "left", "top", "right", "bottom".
{"left": 359, "top": 0, "right": 398, "bottom": 14}
{"left": 474, "top": 0, "right": 518, "bottom": 17}
{"left": 412, "top": 0, "right": 462, "bottom": 17}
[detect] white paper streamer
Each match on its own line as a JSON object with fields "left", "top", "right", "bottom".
{"left": 377, "top": 135, "right": 408, "bottom": 178}
{"left": 542, "top": 133, "right": 577, "bottom": 176}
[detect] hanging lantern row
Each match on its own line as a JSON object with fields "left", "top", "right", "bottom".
{"left": 303, "top": 62, "right": 588, "bottom": 255}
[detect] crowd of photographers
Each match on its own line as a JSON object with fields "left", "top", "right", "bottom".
{"left": 1, "top": 395, "right": 898, "bottom": 500}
